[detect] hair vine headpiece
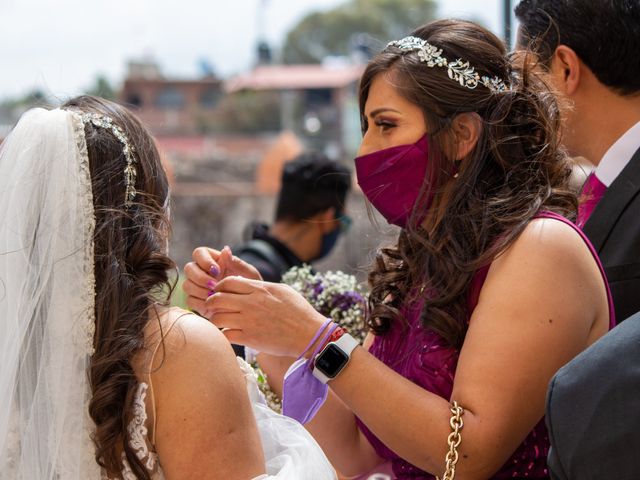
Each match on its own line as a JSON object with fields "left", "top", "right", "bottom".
{"left": 81, "top": 112, "right": 138, "bottom": 208}
{"left": 386, "top": 36, "right": 510, "bottom": 94}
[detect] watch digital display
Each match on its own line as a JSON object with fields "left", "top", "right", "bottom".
{"left": 315, "top": 344, "right": 349, "bottom": 378}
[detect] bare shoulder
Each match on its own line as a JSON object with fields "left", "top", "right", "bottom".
{"left": 490, "top": 216, "right": 606, "bottom": 305}
{"left": 476, "top": 215, "right": 609, "bottom": 346}
{"left": 146, "top": 307, "right": 234, "bottom": 368}
{"left": 488, "top": 216, "right": 607, "bottom": 305}
{"left": 497, "top": 216, "right": 593, "bottom": 269}
{"left": 148, "top": 307, "right": 244, "bottom": 401}
{"left": 149, "top": 308, "right": 266, "bottom": 478}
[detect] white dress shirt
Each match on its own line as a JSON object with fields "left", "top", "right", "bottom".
{"left": 595, "top": 121, "right": 640, "bottom": 187}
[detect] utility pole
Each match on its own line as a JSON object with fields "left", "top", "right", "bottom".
{"left": 256, "top": 0, "right": 272, "bottom": 64}
{"left": 504, "top": 0, "right": 512, "bottom": 49}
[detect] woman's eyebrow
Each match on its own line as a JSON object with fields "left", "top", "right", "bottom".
{"left": 367, "top": 107, "right": 401, "bottom": 118}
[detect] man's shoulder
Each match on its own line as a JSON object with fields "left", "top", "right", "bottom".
{"left": 547, "top": 312, "right": 640, "bottom": 478}
{"left": 553, "top": 312, "right": 640, "bottom": 391}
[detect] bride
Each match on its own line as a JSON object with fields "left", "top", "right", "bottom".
{"left": 0, "top": 96, "right": 335, "bottom": 479}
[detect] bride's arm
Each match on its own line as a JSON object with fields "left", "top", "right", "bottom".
{"left": 151, "top": 313, "right": 266, "bottom": 480}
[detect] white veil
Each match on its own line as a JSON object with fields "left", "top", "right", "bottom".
{"left": 0, "top": 108, "right": 100, "bottom": 479}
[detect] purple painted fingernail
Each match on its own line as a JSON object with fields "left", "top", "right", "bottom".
{"left": 207, "top": 279, "right": 217, "bottom": 289}
{"left": 210, "top": 264, "right": 220, "bottom": 276}
{"left": 208, "top": 290, "right": 215, "bottom": 297}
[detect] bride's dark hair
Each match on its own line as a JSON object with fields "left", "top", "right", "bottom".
{"left": 62, "top": 95, "right": 175, "bottom": 479}
{"left": 363, "top": 20, "right": 577, "bottom": 348}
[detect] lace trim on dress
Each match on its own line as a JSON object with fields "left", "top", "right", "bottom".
{"left": 103, "top": 382, "right": 162, "bottom": 480}
{"left": 120, "top": 383, "right": 160, "bottom": 479}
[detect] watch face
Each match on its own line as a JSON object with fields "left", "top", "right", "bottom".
{"left": 315, "top": 344, "right": 349, "bottom": 378}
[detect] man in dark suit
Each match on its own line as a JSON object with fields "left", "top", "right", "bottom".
{"left": 516, "top": 0, "right": 640, "bottom": 321}
{"left": 544, "top": 311, "right": 640, "bottom": 479}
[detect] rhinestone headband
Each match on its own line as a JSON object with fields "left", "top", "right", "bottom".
{"left": 81, "top": 113, "right": 138, "bottom": 209}
{"left": 386, "top": 36, "right": 510, "bottom": 94}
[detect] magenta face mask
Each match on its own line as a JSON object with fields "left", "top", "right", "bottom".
{"left": 355, "top": 134, "right": 434, "bottom": 227}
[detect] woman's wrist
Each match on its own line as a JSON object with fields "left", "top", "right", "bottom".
{"left": 298, "top": 314, "right": 333, "bottom": 359}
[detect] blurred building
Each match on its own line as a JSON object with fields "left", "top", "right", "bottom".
{"left": 225, "top": 62, "right": 365, "bottom": 159}
{"left": 114, "top": 59, "right": 384, "bottom": 278}
{"left": 119, "top": 60, "right": 223, "bottom": 135}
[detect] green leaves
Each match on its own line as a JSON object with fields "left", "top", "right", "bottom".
{"left": 282, "top": 0, "right": 437, "bottom": 64}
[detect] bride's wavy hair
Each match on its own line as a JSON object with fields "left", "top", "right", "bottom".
{"left": 363, "top": 20, "right": 577, "bottom": 349}
{"left": 63, "top": 95, "right": 176, "bottom": 479}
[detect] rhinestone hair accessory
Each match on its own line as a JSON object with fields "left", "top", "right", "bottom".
{"left": 386, "top": 36, "right": 510, "bottom": 94}
{"left": 81, "top": 112, "right": 138, "bottom": 208}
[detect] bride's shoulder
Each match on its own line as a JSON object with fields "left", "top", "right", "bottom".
{"left": 146, "top": 307, "right": 231, "bottom": 358}
{"left": 138, "top": 307, "right": 241, "bottom": 390}
{"left": 139, "top": 315, "right": 267, "bottom": 477}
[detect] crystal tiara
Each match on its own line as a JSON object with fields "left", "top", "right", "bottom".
{"left": 81, "top": 113, "right": 138, "bottom": 209}
{"left": 386, "top": 36, "right": 510, "bottom": 94}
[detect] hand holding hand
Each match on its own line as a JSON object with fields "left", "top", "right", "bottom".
{"left": 183, "top": 246, "right": 262, "bottom": 316}
{"left": 207, "top": 276, "right": 326, "bottom": 358}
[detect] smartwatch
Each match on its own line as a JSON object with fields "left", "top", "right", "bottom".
{"left": 312, "top": 333, "right": 359, "bottom": 384}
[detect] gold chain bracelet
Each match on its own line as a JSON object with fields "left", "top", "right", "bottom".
{"left": 436, "top": 401, "right": 465, "bottom": 480}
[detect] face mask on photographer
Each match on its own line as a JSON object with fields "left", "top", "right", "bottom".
{"left": 314, "top": 211, "right": 352, "bottom": 261}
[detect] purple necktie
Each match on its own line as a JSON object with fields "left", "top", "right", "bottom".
{"left": 577, "top": 173, "right": 607, "bottom": 228}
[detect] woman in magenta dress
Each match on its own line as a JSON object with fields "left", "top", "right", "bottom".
{"left": 183, "top": 19, "right": 614, "bottom": 479}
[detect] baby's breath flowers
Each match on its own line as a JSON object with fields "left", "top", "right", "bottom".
{"left": 282, "top": 265, "right": 368, "bottom": 342}
{"left": 253, "top": 265, "right": 368, "bottom": 412}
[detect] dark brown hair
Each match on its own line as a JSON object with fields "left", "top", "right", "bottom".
{"left": 62, "top": 95, "right": 175, "bottom": 479}
{"left": 362, "top": 20, "right": 577, "bottom": 348}
{"left": 515, "top": 0, "right": 640, "bottom": 95}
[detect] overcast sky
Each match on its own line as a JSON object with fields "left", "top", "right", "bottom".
{"left": 0, "top": 0, "right": 513, "bottom": 100}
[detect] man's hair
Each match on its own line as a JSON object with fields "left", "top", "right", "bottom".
{"left": 515, "top": 0, "right": 640, "bottom": 95}
{"left": 275, "top": 151, "right": 351, "bottom": 221}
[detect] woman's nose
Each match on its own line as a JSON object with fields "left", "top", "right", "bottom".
{"left": 357, "top": 131, "right": 378, "bottom": 157}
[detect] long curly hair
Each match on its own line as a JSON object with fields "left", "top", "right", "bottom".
{"left": 62, "top": 96, "right": 176, "bottom": 479}
{"left": 363, "top": 20, "right": 577, "bottom": 349}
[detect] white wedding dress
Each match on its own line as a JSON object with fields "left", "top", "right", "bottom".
{"left": 0, "top": 107, "right": 335, "bottom": 480}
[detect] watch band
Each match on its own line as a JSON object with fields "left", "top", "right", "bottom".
{"left": 312, "top": 333, "right": 360, "bottom": 384}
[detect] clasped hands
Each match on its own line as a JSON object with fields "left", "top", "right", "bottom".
{"left": 183, "top": 246, "right": 325, "bottom": 358}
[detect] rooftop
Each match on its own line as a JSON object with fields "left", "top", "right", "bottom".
{"left": 225, "top": 64, "right": 365, "bottom": 93}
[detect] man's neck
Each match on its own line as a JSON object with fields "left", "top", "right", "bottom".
{"left": 270, "top": 221, "right": 317, "bottom": 262}
{"left": 579, "top": 93, "right": 640, "bottom": 166}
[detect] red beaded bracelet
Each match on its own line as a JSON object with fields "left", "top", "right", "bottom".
{"left": 326, "top": 326, "right": 346, "bottom": 345}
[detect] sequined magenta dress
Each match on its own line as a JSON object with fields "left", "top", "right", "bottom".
{"left": 356, "top": 212, "right": 616, "bottom": 479}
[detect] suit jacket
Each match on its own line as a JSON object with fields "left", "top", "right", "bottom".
{"left": 546, "top": 312, "right": 640, "bottom": 480}
{"left": 583, "top": 147, "right": 640, "bottom": 321}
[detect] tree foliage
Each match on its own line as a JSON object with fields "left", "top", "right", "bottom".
{"left": 282, "top": 0, "right": 437, "bottom": 64}
{"left": 85, "top": 74, "right": 116, "bottom": 101}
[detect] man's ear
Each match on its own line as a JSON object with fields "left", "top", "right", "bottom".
{"left": 450, "top": 112, "right": 483, "bottom": 161}
{"left": 313, "top": 207, "right": 336, "bottom": 234}
{"left": 550, "top": 45, "right": 582, "bottom": 96}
